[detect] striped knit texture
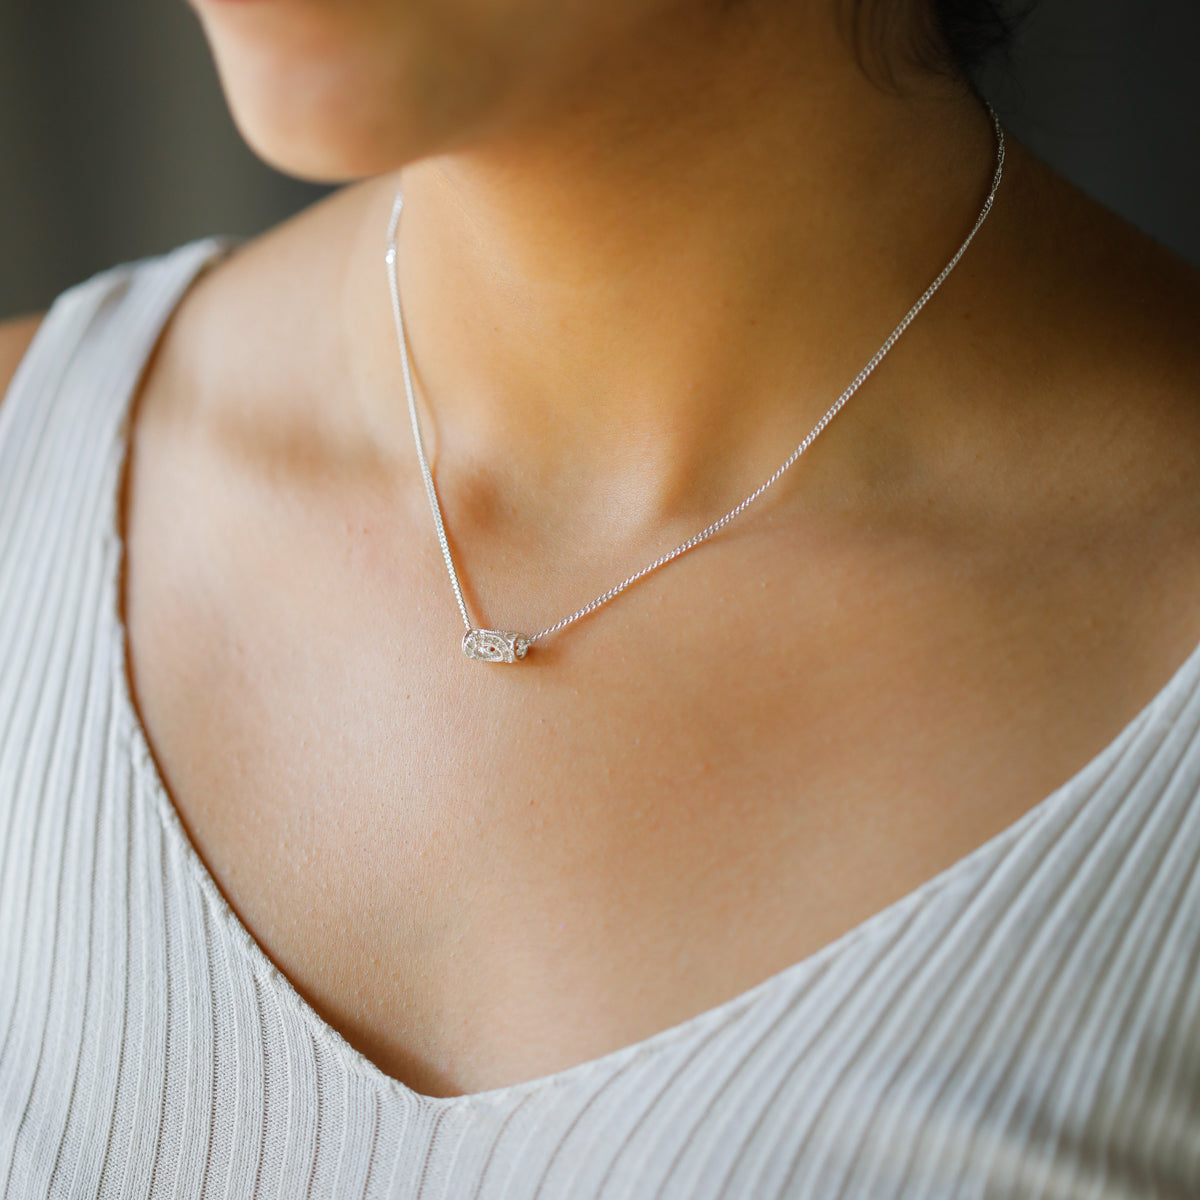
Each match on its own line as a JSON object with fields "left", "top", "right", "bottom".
{"left": 1, "top": 240, "right": 1199, "bottom": 1199}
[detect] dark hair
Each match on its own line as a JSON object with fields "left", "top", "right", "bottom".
{"left": 928, "top": 0, "right": 1020, "bottom": 75}
{"left": 851, "top": 0, "right": 1025, "bottom": 87}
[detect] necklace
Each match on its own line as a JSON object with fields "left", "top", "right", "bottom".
{"left": 386, "top": 107, "right": 1006, "bottom": 663}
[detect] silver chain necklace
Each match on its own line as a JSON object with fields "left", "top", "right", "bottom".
{"left": 386, "top": 107, "right": 1005, "bottom": 663}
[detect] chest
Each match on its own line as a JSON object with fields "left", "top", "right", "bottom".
{"left": 121, "top": 422, "right": 1200, "bottom": 1097}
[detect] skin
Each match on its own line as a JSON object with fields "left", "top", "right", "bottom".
{"left": 4, "top": 0, "right": 1200, "bottom": 1099}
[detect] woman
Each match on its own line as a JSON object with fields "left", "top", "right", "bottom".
{"left": 1, "top": 0, "right": 1197, "bottom": 1195}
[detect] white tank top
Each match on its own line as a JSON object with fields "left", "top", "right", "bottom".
{"left": 1, "top": 238, "right": 1198, "bottom": 1199}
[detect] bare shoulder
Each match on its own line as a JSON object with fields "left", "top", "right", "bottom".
{"left": 150, "top": 176, "right": 386, "bottom": 436}
{"left": 973, "top": 144, "right": 1200, "bottom": 508}
{"left": 953, "top": 141, "right": 1200, "bottom": 649}
{"left": 1021, "top": 145, "right": 1200, "bottom": 391}
{"left": 0, "top": 311, "right": 47, "bottom": 410}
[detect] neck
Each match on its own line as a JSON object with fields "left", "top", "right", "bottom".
{"left": 348, "top": 1, "right": 1000, "bottom": 538}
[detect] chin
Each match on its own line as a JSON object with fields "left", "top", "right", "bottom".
{"left": 192, "top": 0, "right": 661, "bottom": 181}
{"left": 206, "top": 42, "right": 421, "bottom": 181}
{"left": 195, "top": 4, "right": 497, "bottom": 183}
{"left": 222, "top": 86, "right": 418, "bottom": 184}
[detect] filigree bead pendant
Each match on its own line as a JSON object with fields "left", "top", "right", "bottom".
{"left": 462, "top": 629, "right": 531, "bottom": 663}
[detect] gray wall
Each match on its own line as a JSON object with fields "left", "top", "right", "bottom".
{"left": 1, "top": 0, "right": 1197, "bottom": 320}
{"left": 0, "top": 0, "right": 328, "bottom": 320}
{"left": 977, "top": 0, "right": 1199, "bottom": 266}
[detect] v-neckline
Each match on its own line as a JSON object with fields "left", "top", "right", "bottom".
{"left": 104, "top": 235, "right": 1200, "bottom": 1111}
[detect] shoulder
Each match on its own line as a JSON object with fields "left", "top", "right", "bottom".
{"left": 982, "top": 143, "right": 1200, "bottom": 649}
{"left": 880, "top": 140, "right": 1200, "bottom": 650}
{"left": 0, "top": 233, "right": 232, "bottom": 422}
{"left": 953, "top": 141, "right": 1200, "bottom": 508}
{"left": 148, "top": 176, "right": 385, "bottom": 445}
{"left": 0, "top": 311, "right": 47, "bottom": 411}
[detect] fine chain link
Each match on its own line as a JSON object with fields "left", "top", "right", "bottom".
{"left": 385, "top": 223, "right": 474, "bottom": 632}
{"left": 386, "top": 106, "right": 1005, "bottom": 649}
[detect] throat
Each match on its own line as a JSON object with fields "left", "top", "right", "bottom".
{"left": 348, "top": 55, "right": 1000, "bottom": 505}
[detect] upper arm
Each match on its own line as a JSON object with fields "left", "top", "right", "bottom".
{"left": 0, "top": 312, "right": 47, "bottom": 412}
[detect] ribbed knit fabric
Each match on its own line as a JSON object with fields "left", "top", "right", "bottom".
{"left": 1, "top": 239, "right": 1199, "bottom": 1200}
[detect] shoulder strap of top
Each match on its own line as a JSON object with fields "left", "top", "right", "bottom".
{"left": 0, "top": 237, "right": 238, "bottom": 661}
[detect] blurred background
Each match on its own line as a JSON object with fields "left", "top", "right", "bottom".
{"left": 1, "top": 0, "right": 1197, "bottom": 320}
